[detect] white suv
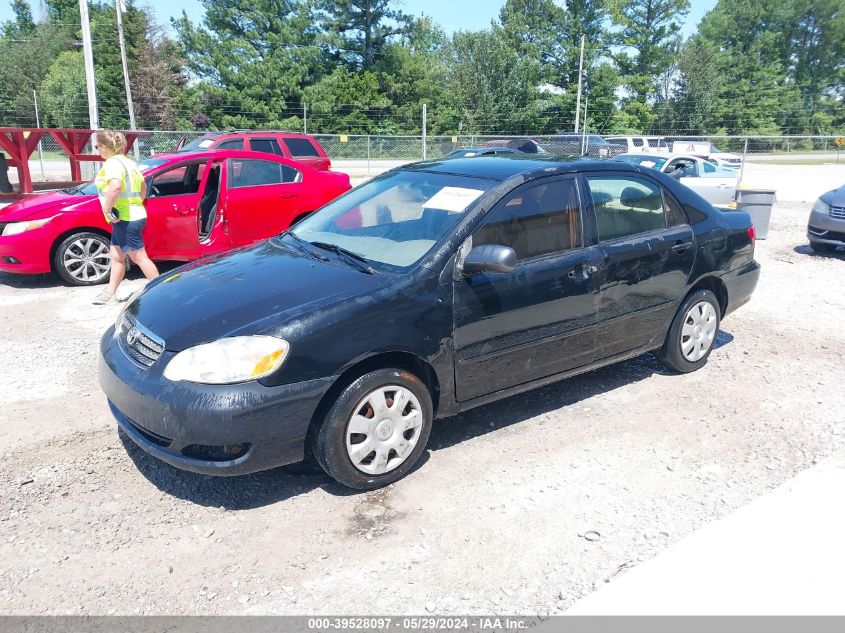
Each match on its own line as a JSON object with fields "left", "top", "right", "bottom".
{"left": 604, "top": 136, "right": 671, "bottom": 153}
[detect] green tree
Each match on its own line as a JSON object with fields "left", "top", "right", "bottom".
{"left": 3, "top": 0, "right": 35, "bottom": 37}
{"left": 440, "top": 29, "right": 543, "bottom": 134}
{"left": 174, "top": 0, "right": 325, "bottom": 129}
{"left": 39, "top": 51, "right": 89, "bottom": 128}
{"left": 612, "top": 0, "right": 690, "bottom": 118}
{"left": 317, "top": 0, "right": 412, "bottom": 70}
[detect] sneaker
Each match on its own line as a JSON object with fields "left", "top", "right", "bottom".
{"left": 93, "top": 290, "right": 118, "bottom": 305}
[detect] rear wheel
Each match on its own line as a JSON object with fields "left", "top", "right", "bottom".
{"left": 659, "top": 289, "right": 721, "bottom": 373}
{"left": 314, "top": 368, "right": 433, "bottom": 490}
{"left": 53, "top": 232, "right": 111, "bottom": 286}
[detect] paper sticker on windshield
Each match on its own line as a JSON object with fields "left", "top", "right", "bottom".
{"left": 640, "top": 160, "right": 656, "bottom": 168}
{"left": 198, "top": 139, "right": 214, "bottom": 148}
{"left": 423, "top": 187, "right": 485, "bottom": 213}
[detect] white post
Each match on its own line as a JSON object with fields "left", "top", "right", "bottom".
{"left": 115, "top": 0, "right": 138, "bottom": 159}
{"left": 422, "top": 103, "right": 428, "bottom": 160}
{"left": 33, "top": 90, "right": 46, "bottom": 182}
{"left": 367, "top": 135, "right": 371, "bottom": 177}
{"left": 581, "top": 93, "right": 589, "bottom": 155}
{"left": 738, "top": 138, "right": 748, "bottom": 187}
{"left": 303, "top": 102, "right": 307, "bottom": 134}
{"left": 574, "top": 34, "right": 585, "bottom": 132}
{"left": 79, "top": 0, "right": 98, "bottom": 131}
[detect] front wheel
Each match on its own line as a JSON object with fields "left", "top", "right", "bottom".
{"left": 314, "top": 368, "right": 433, "bottom": 490}
{"left": 659, "top": 289, "right": 721, "bottom": 373}
{"left": 53, "top": 232, "right": 111, "bottom": 286}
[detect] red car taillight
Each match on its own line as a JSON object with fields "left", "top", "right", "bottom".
{"left": 748, "top": 225, "right": 756, "bottom": 242}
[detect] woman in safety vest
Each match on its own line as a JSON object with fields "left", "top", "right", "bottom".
{"left": 92, "top": 130, "right": 159, "bottom": 304}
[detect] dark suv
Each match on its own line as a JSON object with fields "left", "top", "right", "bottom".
{"left": 544, "top": 133, "right": 613, "bottom": 159}
{"left": 177, "top": 131, "right": 331, "bottom": 171}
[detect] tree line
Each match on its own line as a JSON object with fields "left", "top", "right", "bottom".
{"left": 0, "top": 0, "right": 843, "bottom": 136}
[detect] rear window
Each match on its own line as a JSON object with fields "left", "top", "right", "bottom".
{"left": 178, "top": 136, "right": 217, "bottom": 152}
{"left": 283, "top": 138, "right": 320, "bottom": 157}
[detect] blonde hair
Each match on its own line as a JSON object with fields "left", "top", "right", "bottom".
{"left": 95, "top": 130, "right": 127, "bottom": 155}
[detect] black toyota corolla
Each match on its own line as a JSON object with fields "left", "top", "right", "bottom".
{"left": 99, "top": 156, "right": 760, "bottom": 490}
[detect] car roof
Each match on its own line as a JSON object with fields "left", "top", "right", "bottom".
{"left": 198, "top": 130, "right": 315, "bottom": 139}
{"left": 402, "top": 155, "right": 632, "bottom": 181}
{"left": 146, "top": 149, "right": 309, "bottom": 165}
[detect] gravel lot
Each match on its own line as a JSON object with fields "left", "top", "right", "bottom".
{"left": 1, "top": 192, "right": 844, "bottom": 615}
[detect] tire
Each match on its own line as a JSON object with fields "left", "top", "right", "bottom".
{"left": 314, "top": 368, "right": 433, "bottom": 490}
{"left": 809, "top": 242, "right": 838, "bottom": 254}
{"left": 53, "top": 232, "right": 111, "bottom": 286}
{"left": 659, "top": 289, "right": 721, "bottom": 374}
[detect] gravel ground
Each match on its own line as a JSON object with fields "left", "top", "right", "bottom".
{"left": 0, "top": 199, "right": 843, "bottom": 616}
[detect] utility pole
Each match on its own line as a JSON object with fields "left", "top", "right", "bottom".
{"left": 581, "top": 92, "right": 589, "bottom": 155}
{"left": 33, "top": 91, "right": 46, "bottom": 181}
{"left": 79, "top": 0, "right": 98, "bottom": 130}
{"left": 115, "top": 0, "right": 138, "bottom": 159}
{"left": 422, "top": 103, "right": 427, "bottom": 160}
{"left": 303, "top": 102, "right": 307, "bottom": 134}
{"left": 574, "top": 34, "right": 585, "bottom": 133}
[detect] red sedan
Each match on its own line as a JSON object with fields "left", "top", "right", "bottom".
{"left": 0, "top": 150, "right": 351, "bottom": 285}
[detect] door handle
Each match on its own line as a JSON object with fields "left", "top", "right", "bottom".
{"left": 672, "top": 240, "right": 693, "bottom": 254}
{"left": 278, "top": 193, "right": 296, "bottom": 199}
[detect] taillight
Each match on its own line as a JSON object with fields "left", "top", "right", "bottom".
{"left": 748, "top": 225, "right": 756, "bottom": 242}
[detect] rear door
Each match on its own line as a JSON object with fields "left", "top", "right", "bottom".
{"left": 143, "top": 160, "right": 207, "bottom": 260}
{"left": 247, "top": 137, "right": 285, "bottom": 157}
{"left": 281, "top": 137, "right": 330, "bottom": 170}
{"left": 453, "top": 176, "right": 602, "bottom": 401}
{"left": 222, "top": 157, "right": 309, "bottom": 247}
{"left": 584, "top": 172, "right": 695, "bottom": 359}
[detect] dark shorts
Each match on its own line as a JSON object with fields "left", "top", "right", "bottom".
{"left": 110, "top": 219, "right": 146, "bottom": 252}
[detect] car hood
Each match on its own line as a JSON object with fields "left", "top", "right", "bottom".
{"left": 127, "top": 239, "right": 391, "bottom": 351}
{"left": 0, "top": 191, "right": 95, "bottom": 222}
{"left": 821, "top": 184, "right": 845, "bottom": 206}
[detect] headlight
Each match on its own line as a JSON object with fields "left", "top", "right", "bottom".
{"left": 1, "top": 215, "right": 59, "bottom": 237}
{"left": 163, "top": 336, "right": 290, "bottom": 384}
{"left": 812, "top": 199, "right": 830, "bottom": 215}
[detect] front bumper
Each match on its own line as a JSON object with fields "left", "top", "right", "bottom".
{"left": 0, "top": 231, "right": 52, "bottom": 274}
{"left": 98, "top": 325, "right": 335, "bottom": 476}
{"left": 808, "top": 210, "right": 845, "bottom": 246}
{"left": 721, "top": 259, "right": 761, "bottom": 317}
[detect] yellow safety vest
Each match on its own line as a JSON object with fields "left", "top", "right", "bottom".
{"left": 96, "top": 154, "right": 146, "bottom": 222}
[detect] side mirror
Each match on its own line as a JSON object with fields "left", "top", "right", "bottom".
{"left": 462, "top": 244, "right": 516, "bottom": 277}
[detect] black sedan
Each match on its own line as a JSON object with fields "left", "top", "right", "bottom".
{"left": 99, "top": 156, "right": 760, "bottom": 490}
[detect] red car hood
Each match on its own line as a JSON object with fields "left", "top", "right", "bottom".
{"left": 0, "top": 191, "right": 97, "bottom": 222}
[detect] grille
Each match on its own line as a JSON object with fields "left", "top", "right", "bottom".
{"left": 830, "top": 205, "right": 845, "bottom": 220}
{"left": 118, "top": 313, "right": 165, "bottom": 368}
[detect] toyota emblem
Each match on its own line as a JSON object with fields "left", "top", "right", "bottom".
{"left": 126, "top": 326, "right": 140, "bottom": 346}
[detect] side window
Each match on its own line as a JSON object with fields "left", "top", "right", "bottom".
{"left": 586, "top": 176, "right": 667, "bottom": 241}
{"left": 249, "top": 138, "right": 283, "bottom": 156}
{"left": 230, "top": 159, "right": 285, "bottom": 187}
{"left": 216, "top": 138, "right": 244, "bottom": 150}
{"left": 663, "top": 192, "right": 688, "bottom": 227}
{"left": 283, "top": 138, "right": 320, "bottom": 157}
{"left": 632, "top": 138, "right": 644, "bottom": 148}
{"left": 150, "top": 162, "right": 206, "bottom": 197}
{"left": 703, "top": 161, "right": 716, "bottom": 173}
{"left": 474, "top": 179, "right": 582, "bottom": 261}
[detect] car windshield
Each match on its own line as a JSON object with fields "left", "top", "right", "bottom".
{"left": 613, "top": 155, "right": 667, "bottom": 170}
{"left": 286, "top": 170, "right": 496, "bottom": 272}
{"left": 70, "top": 157, "right": 170, "bottom": 195}
{"left": 178, "top": 136, "right": 217, "bottom": 152}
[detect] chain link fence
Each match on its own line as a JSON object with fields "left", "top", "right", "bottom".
{"left": 7, "top": 131, "right": 845, "bottom": 185}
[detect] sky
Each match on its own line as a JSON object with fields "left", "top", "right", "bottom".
{"left": 3, "top": 0, "right": 719, "bottom": 38}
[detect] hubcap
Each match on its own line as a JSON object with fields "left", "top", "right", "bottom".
{"left": 680, "top": 300, "right": 718, "bottom": 362}
{"left": 63, "top": 237, "right": 110, "bottom": 283}
{"left": 345, "top": 385, "right": 423, "bottom": 476}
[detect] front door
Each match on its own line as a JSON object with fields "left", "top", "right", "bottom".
{"left": 143, "top": 160, "right": 207, "bottom": 260}
{"left": 223, "top": 157, "right": 308, "bottom": 247}
{"left": 453, "top": 176, "right": 602, "bottom": 402}
{"left": 583, "top": 172, "right": 696, "bottom": 359}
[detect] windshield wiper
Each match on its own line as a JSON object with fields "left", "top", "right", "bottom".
{"left": 284, "top": 232, "right": 329, "bottom": 262}
{"left": 60, "top": 186, "right": 79, "bottom": 195}
{"left": 309, "top": 241, "right": 376, "bottom": 274}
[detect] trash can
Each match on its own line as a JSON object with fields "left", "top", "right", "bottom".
{"left": 735, "top": 188, "right": 776, "bottom": 239}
